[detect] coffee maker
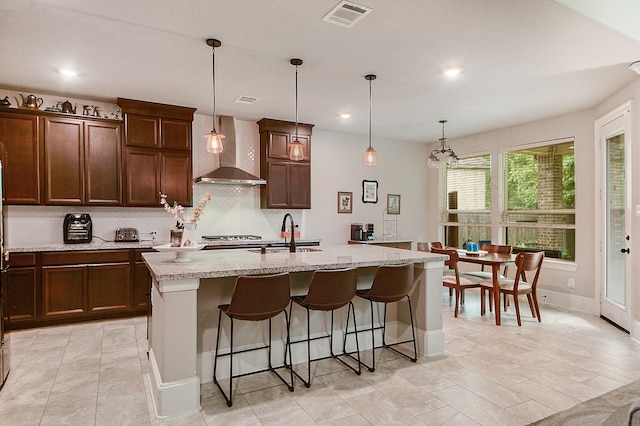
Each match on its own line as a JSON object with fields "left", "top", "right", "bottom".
{"left": 351, "top": 223, "right": 375, "bottom": 241}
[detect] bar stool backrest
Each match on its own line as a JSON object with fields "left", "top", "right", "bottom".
{"left": 366, "top": 263, "right": 414, "bottom": 302}
{"left": 227, "top": 273, "right": 291, "bottom": 321}
{"left": 303, "top": 268, "right": 357, "bottom": 311}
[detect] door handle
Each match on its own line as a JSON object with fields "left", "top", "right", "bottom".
{"left": 621, "top": 248, "right": 630, "bottom": 254}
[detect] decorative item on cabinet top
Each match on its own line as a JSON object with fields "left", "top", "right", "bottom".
{"left": 0, "top": 96, "right": 10, "bottom": 107}
{"left": 19, "top": 94, "right": 43, "bottom": 110}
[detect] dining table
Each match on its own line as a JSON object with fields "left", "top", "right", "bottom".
{"left": 455, "top": 250, "right": 517, "bottom": 325}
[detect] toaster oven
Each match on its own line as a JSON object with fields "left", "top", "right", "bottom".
{"left": 63, "top": 214, "right": 93, "bottom": 244}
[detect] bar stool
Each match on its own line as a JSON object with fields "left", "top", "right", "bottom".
{"left": 350, "top": 263, "right": 417, "bottom": 372}
{"left": 289, "top": 268, "right": 361, "bottom": 387}
{"left": 213, "top": 272, "right": 294, "bottom": 407}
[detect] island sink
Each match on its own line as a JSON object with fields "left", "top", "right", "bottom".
{"left": 248, "top": 247, "right": 322, "bottom": 254}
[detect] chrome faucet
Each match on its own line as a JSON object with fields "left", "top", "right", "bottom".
{"left": 281, "top": 213, "right": 296, "bottom": 253}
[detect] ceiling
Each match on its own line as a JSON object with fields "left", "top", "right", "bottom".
{"left": 2, "top": 0, "right": 640, "bottom": 143}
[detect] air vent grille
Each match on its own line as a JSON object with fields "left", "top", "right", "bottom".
{"left": 234, "top": 96, "right": 258, "bottom": 104}
{"left": 322, "top": 1, "right": 372, "bottom": 28}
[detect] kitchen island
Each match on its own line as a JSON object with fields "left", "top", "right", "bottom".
{"left": 143, "top": 244, "right": 447, "bottom": 418}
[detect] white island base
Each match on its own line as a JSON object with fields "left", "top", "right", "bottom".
{"left": 143, "top": 244, "right": 447, "bottom": 418}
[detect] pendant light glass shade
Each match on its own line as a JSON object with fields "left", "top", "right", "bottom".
{"left": 363, "top": 74, "right": 377, "bottom": 166}
{"left": 289, "top": 59, "right": 304, "bottom": 161}
{"left": 428, "top": 120, "right": 458, "bottom": 168}
{"left": 205, "top": 38, "right": 224, "bottom": 154}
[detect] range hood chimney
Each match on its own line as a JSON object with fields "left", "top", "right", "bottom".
{"left": 194, "top": 116, "right": 266, "bottom": 185}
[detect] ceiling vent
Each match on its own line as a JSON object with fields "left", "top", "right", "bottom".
{"left": 322, "top": 1, "right": 372, "bottom": 28}
{"left": 234, "top": 95, "right": 258, "bottom": 104}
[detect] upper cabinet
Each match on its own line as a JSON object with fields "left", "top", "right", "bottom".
{"left": 0, "top": 110, "right": 41, "bottom": 204}
{"left": 0, "top": 108, "right": 122, "bottom": 206}
{"left": 118, "top": 98, "right": 196, "bottom": 207}
{"left": 258, "top": 118, "right": 313, "bottom": 209}
{"left": 43, "top": 117, "right": 122, "bottom": 206}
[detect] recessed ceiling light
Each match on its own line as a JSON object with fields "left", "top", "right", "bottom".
{"left": 340, "top": 113, "right": 352, "bottom": 119}
{"left": 444, "top": 66, "right": 462, "bottom": 77}
{"left": 60, "top": 69, "right": 78, "bottom": 77}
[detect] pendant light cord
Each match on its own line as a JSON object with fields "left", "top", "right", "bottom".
{"left": 211, "top": 44, "right": 216, "bottom": 133}
{"left": 295, "top": 63, "right": 299, "bottom": 141}
{"left": 368, "top": 78, "right": 372, "bottom": 149}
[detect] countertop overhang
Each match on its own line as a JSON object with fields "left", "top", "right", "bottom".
{"left": 142, "top": 244, "right": 447, "bottom": 281}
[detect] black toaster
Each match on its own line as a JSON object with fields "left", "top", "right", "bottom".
{"left": 63, "top": 214, "right": 93, "bottom": 244}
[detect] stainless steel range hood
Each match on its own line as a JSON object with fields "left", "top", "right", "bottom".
{"left": 194, "top": 116, "right": 266, "bottom": 185}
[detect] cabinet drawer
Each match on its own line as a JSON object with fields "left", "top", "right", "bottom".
{"left": 42, "top": 250, "right": 130, "bottom": 265}
{"left": 8, "top": 253, "right": 37, "bottom": 267}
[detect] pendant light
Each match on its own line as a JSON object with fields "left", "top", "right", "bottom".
{"left": 204, "top": 38, "right": 224, "bottom": 154}
{"left": 428, "top": 120, "right": 459, "bottom": 168}
{"left": 363, "top": 74, "right": 377, "bottom": 166}
{"left": 289, "top": 58, "right": 305, "bottom": 161}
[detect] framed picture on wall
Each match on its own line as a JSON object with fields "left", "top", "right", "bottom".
{"left": 362, "top": 180, "right": 378, "bottom": 203}
{"left": 387, "top": 194, "right": 401, "bottom": 214}
{"left": 337, "top": 191, "right": 353, "bottom": 213}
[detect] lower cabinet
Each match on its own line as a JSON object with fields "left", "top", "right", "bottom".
{"left": 5, "top": 254, "right": 38, "bottom": 325}
{"left": 6, "top": 249, "right": 149, "bottom": 330}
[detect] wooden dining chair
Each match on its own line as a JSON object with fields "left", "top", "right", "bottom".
{"left": 463, "top": 243, "right": 513, "bottom": 309}
{"left": 431, "top": 248, "right": 483, "bottom": 318}
{"left": 479, "top": 251, "right": 544, "bottom": 326}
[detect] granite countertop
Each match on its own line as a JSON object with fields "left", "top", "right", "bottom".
{"left": 142, "top": 244, "right": 447, "bottom": 281}
{"left": 6, "top": 240, "right": 158, "bottom": 253}
{"left": 5, "top": 238, "right": 321, "bottom": 253}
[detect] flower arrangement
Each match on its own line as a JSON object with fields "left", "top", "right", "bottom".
{"left": 160, "top": 193, "right": 212, "bottom": 226}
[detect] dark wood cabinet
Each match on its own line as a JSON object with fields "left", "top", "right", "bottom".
{"left": 133, "top": 250, "right": 152, "bottom": 310}
{"left": 5, "top": 249, "right": 147, "bottom": 330}
{"left": 0, "top": 111, "right": 40, "bottom": 204}
{"left": 87, "top": 263, "right": 131, "bottom": 314}
{"left": 42, "top": 250, "right": 131, "bottom": 320}
{"left": 42, "top": 265, "right": 87, "bottom": 318}
{"left": 5, "top": 253, "right": 37, "bottom": 325}
{"left": 85, "top": 121, "right": 122, "bottom": 205}
{"left": 43, "top": 116, "right": 85, "bottom": 205}
{"left": 43, "top": 116, "right": 122, "bottom": 206}
{"left": 118, "top": 98, "right": 195, "bottom": 207}
{"left": 125, "top": 148, "right": 160, "bottom": 206}
{"left": 258, "top": 118, "right": 313, "bottom": 209}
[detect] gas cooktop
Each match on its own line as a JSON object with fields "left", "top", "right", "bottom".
{"left": 202, "top": 235, "right": 262, "bottom": 241}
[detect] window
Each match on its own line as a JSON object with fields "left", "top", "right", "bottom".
{"left": 441, "top": 155, "right": 491, "bottom": 248}
{"left": 502, "top": 140, "right": 575, "bottom": 261}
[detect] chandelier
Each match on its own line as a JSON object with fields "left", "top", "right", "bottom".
{"left": 428, "top": 120, "right": 458, "bottom": 168}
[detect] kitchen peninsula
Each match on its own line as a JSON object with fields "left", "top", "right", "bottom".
{"left": 143, "top": 244, "right": 447, "bottom": 418}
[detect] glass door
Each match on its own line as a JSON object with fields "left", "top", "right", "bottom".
{"left": 599, "top": 112, "right": 632, "bottom": 331}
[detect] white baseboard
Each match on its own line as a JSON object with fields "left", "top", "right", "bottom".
{"left": 537, "top": 288, "right": 596, "bottom": 314}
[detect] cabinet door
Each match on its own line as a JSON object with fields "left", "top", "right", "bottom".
{"left": 85, "top": 121, "right": 122, "bottom": 205}
{"left": 0, "top": 112, "right": 40, "bottom": 204}
{"left": 87, "top": 263, "right": 131, "bottom": 313}
{"left": 6, "top": 267, "right": 37, "bottom": 324}
{"left": 263, "top": 161, "right": 289, "bottom": 208}
{"left": 124, "top": 148, "right": 160, "bottom": 206}
{"left": 289, "top": 162, "right": 311, "bottom": 209}
{"left": 42, "top": 265, "right": 87, "bottom": 318}
{"left": 134, "top": 261, "right": 151, "bottom": 310}
{"left": 43, "top": 117, "right": 84, "bottom": 205}
{"left": 125, "top": 114, "right": 158, "bottom": 148}
{"left": 161, "top": 119, "right": 191, "bottom": 151}
{"left": 267, "top": 131, "right": 290, "bottom": 159}
{"left": 161, "top": 152, "right": 192, "bottom": 207}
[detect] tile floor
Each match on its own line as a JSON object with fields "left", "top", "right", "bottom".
{"left": 1, "top": 290, "right": 639, "bottom": 425}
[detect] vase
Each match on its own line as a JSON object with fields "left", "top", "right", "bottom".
{"left": 181, "top": 223, "right": 198, "bottom": 247}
